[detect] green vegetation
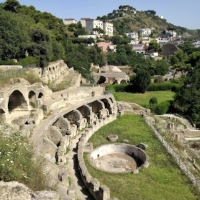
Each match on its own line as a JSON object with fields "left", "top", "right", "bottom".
{"left": 0, "top": 127, "right": 46, "bottom": 191}
{"left": 0, "top": 69, "right": 42, "bottom": 87}
{"left": 112, "top": 91, "right": 175, "bottom": 107}
{"left": 85, "top": 115, "right": 200, "bottom": 200}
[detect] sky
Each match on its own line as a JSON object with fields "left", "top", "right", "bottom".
{"left": 1, "top": 0, "right": 200, "bottom": 30}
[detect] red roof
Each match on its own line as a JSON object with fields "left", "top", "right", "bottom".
{"left": 97, "top": 42, "right": 111, "bottom": 52}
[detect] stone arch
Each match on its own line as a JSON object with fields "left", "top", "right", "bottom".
{"left": 8, "top": 90, "right": 28, "bottom": 112}
{"left": 38, "top": 92, "right": 43, "bottom": 99}
{"left": 101, "top": 98, "right": 112, "bottom": 114}
{"left": 77, "top": 105, "right": 91, "bottom": 123}
{"left": 63, "top": 110, "right": 81, "bottom": 127}
{"left": 109, "top": 97, "right": 113, "bottom": 103}
{"left": 28, "top": 90, "right": 36, "bottom": 107}
{"left": 120, "top": 79, "right": 127, "bottom": 84}
{"left": 88, "top": 100, "right": 104, "bottom": 119}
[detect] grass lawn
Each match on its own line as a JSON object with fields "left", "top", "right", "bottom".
{"left": 113, "top": 91, "right": 175, "bottom": 107}
{"left": 85, "top": 114, "right": 200, "bottom": 200}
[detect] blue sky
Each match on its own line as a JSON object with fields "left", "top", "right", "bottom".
{"left": 1, "top": 0, "right": 200, "bottom": 29}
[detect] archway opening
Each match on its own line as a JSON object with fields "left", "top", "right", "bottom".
{"left": 8, "top": 90, "right": 28, "bottom": 112}
{"left": 38, "top": 92, "right": 43, "bottom": 99}
{"left": 28, "top": 90, "right": 36, "bottom": 108}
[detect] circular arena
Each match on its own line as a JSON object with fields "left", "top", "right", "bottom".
{"left": 90, "top": 143, "right": 149, "bottom": 173}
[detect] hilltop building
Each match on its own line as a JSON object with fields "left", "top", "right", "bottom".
{"left": 139, "top": 28, "right": 151, "bottom": 36}
{"left": 126, "top": 32, "right": 138, "bottom": 40}
{"left": 63, "top": 18, "right": 77, "bottom": 25}
{"left": 81, "top": 18, "right": 113, "bottom": 36}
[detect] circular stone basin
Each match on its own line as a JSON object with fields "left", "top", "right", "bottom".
{"left": 90, "top": 144, "right": 148, "bottom": 173}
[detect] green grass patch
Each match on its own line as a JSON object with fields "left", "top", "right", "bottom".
{"left": 113, "top": 91, "right": 175, "bottom": 107}
{"left": 85, "top": 114, "right": 200, "bottom": 200}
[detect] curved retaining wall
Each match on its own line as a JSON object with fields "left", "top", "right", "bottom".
{"left": 90, "top": 143, "right": 148, "bottom": 173}
{"left": 77, "top": 115, "right": 118, "bottom": 200}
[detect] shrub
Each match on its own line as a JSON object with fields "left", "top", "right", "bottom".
{"left": 149, "top": 97, "right": 158, "bottom": 105}
{"left": 147, "top": 82, "right": 181, "bottom": 92}
{"left": 153, "top": 101, "right": 171, "bottom": 115}
{"left": 0, "top": 128, "right": 46, "bottom": 191}
{"left": 105, "top": 84, "right": 128, "bottom": 92}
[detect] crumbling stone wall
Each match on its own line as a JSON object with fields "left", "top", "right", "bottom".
{"left": 30, "top": 60, "right": 69, "bottom": 83}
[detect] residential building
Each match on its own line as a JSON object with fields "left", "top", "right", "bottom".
{"left": 63, "top": 18, "right": 77, "bottom": 25}
{"left": 126, "top": 32, "right": 138, "bottom": 40}
{"left": 78, "top": 35, "right": 97, "bottom": 40}
{"left": 158, "top": 37, "right": 170, "bottom": 46}
{"left": 129, "top": 44, "right": 145, "bottom": 54}
{"left": 108, "top": 44, "right": 117, "bottom": 52}
{"left": 103, "top": 21, "right": 113, "bottom": 36}
{"left": 97, "top": 42, "right": 111, "bottom": 52}
{"left": 81, "top": 18, "right": 113, "bottom": 36}
{"left": 139, "top": 28, "right": 151, "bottom": 36}
{"left": 165, "top": 30, "right": 177, "bottom": 37}
{"left": 140, "top": 37, "right": 150, "bottom": 45}
{"left": 80, "top": 18, "right": 91, "bottom": 28}
{"left": 193, "top": 40, "right": 200, "bottom": 48}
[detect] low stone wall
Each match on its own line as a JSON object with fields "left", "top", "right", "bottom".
{"left": 91, "top": 143, "right": 147, "bottom": 162}
{"left": 143, "top": 114, "right": 200, "bottom": 191}
{"left": 77, "top": 115, "right": 119, "bottom": 200}
{"left": 0, "top": 65, "right": 22, "bottom": 71}
{"left": 89, "top": 143, "right": 149, "bottom": 174}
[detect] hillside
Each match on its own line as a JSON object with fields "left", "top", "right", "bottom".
{"left": 97, "top": 5, "right": 199, "bottom": 38}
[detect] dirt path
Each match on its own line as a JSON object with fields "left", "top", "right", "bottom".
{"left": 65, "top": 134, "right": 94, "bottom": 200}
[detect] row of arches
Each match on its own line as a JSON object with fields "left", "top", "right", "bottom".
{"left": 52, "top": 98, "right": 114, "bottom": 137}
{"left": 0, "top": 89, "right": 44, "bottom": 116}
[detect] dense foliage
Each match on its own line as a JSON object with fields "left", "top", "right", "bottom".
{"left": 0, "top": 0, "right": 106, "bottom": 78}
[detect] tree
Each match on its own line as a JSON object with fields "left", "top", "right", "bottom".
{"left": 148, "top": 41, "right": 161, "bottom": 53}
{"left": 169, "top": 49, "right": 188, "bottom": 78}
{"left": 3, "top": 0, "right": 20, "bottom": 12}
{"left": 92, "top": 28, "right": 104, "bottom": 35}
{"left": 0, "top": 9, "right": 29, "bottom": 60}
{"left": 173, "top": 68, "right": 200, "bottom": 126}
{"left": 133, "top": 69, "right": 151, "bottom": 93}
{"left": 149, "top": 97, "right": 158, "bottom": 105}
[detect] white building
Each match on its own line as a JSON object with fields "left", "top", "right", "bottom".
{"left": 165, "top": 30, "right": 177, "bottom": 37}
{"left": 139, "top": 28, "right": 151, "bottom": 36}
{"left": 78, "top": 35, "right": 97, "bottom": 40}
{"left": 126, "top": 32, "right": 138, "bottom": 40}
{"left": 63, "top": 18, "right": 77, "bottom": 25}
{"left": 81, "top": 18, "right": 113, "bottom": 36}
{"left": 193, "top": 41, "right": 200, "bottom": 48}
{"left": 158, "top": 37, "right": 170, "bottom": 46}
{"left": 103, "top": 22, "right": 113, "bottom": 36}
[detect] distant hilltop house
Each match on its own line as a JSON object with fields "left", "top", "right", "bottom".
{"left": 129, "top": 44, "right": 146, "bottom": 54}
{"left": 126, "top": 32, "right": 138, "bottom": 40}
{"left": 139, "top": 28, "right": 151, "bottom": 36}
{"left": 63, "top": 18, "right": 77, "bottom": 25}
{"left": 78, "top": 35, "right": 97, "bottom": 40}
{"left": 81, "top": 18, "right": 113, "bottom": 36}
{"left": 165, "top": 30, "right": 177, "bottom": 37}
{"left": 193, "top": 40, "right": 200, "bottom": 48}
{"left": 97, "top": 42, "right": 116, "bottom": 52}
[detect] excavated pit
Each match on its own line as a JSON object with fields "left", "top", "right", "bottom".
{"left": 90, "top": 143, "right": 148, "bottom": 173}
